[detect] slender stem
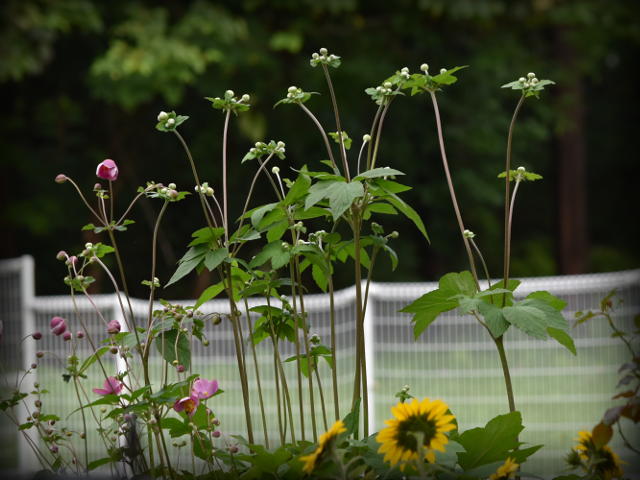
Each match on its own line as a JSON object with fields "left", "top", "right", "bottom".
{"left": 493, "top": 336, "right": 516, "bottom": 413}
{"left": 148, "top": 429, "right": 156, "bottom": 479}
{"left": 273, "top": 347, "right": 285, "bottom": 446}
{"left": 469, "top": 238, "right": 493, "bottom": 291}
{"left": 370, "top": 96, "right": 396, "bottom": 171}
{"left": 66, "top": 178, "right": 105, "bottom": 226}
{"left": 222, "top": 109, "right": 231, "bottom": 247}
{"left": 313, "top": 362, "right": 329, "bottom": 431}
{"left": 503, "top": 94, "right": 526, "bottom": 307}
{"left": 296, "top": 255, "right": 318, "bottom": 442}
{"left": 504, "top": 179, "right": 521, "bottom": 298}
{"left": 322, "top": 64, "right": 350, "bottom": 181}
{"left": 326, "top": 247, "right": 340, "bottom": 421}
{"left": 296, "top": 102, "right": 338, "bottom": 172}
{"left": 243, "top": 296, "right": 269, "bottom": 449}
{"left": 289, "top": 258, "right": 306, "bottom": 447}
{"left": 115, "top": 187, "right": 153, "bottom": 227}
{"left": 72, "top": 376, "right": 89, "bottom": 474}
{"left": 148, "top": 200, "right": 169, "bottom": 360}
{"left": 108, "top": 179, "right": 114, "bottom": 224}
{"left": 429, "top": 91, "right": 481, "bottom": 292}
{"left": 365, "top": 104, "right": 384, "bottom": 172}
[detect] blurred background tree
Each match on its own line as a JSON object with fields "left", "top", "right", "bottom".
{"left": 1, "top": 0, "right": 639, "bottom": 301}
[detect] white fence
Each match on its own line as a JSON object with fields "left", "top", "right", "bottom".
{"left": 1, "top": 255, "right": 639, "bottom": 475}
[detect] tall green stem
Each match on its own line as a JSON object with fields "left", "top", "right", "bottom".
{"left": 288, "top": 259, "right": 306, "bottom": 446}
{"left": 493, "top": 336, "right": 516, "bottom": 413}
{"left": 322, "top": 64, "right": 350, "bottom": 181}
{"left": 428, "top": 91, "right": 480, "bottom": 292}
{"left": 502, "top": 94, "right": 526, "bottom": 307}
{"left": 325, "top": 247, "right": 340, "bottom": 421}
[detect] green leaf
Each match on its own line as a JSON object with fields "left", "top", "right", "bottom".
{"left": 386, "top": 197, "right": 429, "bottom": 242}
{"left": 401, "top": 272, "right": 476, "bottom": 340}
{"left": 161, "top": 417, "right": 191, "bottom": 438}
{"left": 82, "top": 223, "right": 97, "bottom": 231}
{"left": 294, "top": 206, "right": 329, "bottom": 221}
{"left": 250, "top": 203, "right": 279, "bottom": 230}
{"left": 547, "top": 327, "right": 577, "bottom": 355}
{"left": 194, "top": 282, "right": 225, "bottom": 310}
{"left": 353, "top": 167, "right": 405, "bottom": 181}
{"left": 365, "top": 202, "right": 398, "bottom": 217}
{"left": 266, "top": 219, "right": 289, "bottom": 242}
{"left": 79, "top": 346, "right": 111, "bottom": 373}
{"left": 481, "top": 279, "right": 521, "bottom": 307}
{"left": 342, "top": 398, "right": 361, "bottom": 440}
{"left": 517, "top": 299, "right": 570, "bottom": 331}
{"left": 88, "top": 458, "right": 113, "bottom": 471}
{"left": 457, "top": 411, "right": 525, "bottom": 471}
{"left": 526, "top": 291, "right": 567, "bottom": 311}
{"left": 312, "top": 263, "right": 328, "bottom": 292}
{"left": 19, "top": 422, "right": 34, "bottom": 430}
{"left": 502, "top": 304, "right": 548, "bottom": 340}
{"left": 430, "top": 66, "right": 468, "bottom": 85}
{"left": 478, "top": 302, "right": 510, "bottom": 338}
{"left": 284, "top": 172, "right": 311, "bottom": 206}
{"left": 155, "top": 329, "right": 191, "bottom": 369}
{"left": 204, "top": 248, "right": 228, "bottom": 271}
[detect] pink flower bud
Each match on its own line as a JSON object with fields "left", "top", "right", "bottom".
{"left": 77, "top": 331, "right": 84, "bottom": 339}
{"left": 107, "top": 320, "right": 121, "bottom": 335}
{"left": 50, "top": 445, "right": 58, "bottom": 453}
{"left": 55, "top": 174, "right": 67, "bottom": 184}
{"left": 31, "top": 363, "right": 37, "bottom": 369}
{"left": 229, "top": 445, "right": 239, "bottom": 453}
{"left": 212, "top": 431, "right": 221, "bottom": 438}
{"left": 50, "top": 317, "right": 67, "bottom": 336}
{"left": 56, "top": 251, "right": 67, "bottom": 261}
{"left": 96, "top": 159, "right": 118, "bottom": 181}
{"left": 66, "top": 256, "right": 78, "bottom": 267}
{"left": 169, "top": 189, "right": 179, "bottom": 200}
{"left": 176, "top": 365, "right": 185, "bottom": 373}
{"left": 36, "top": 351, "right": 44, "bottom": 358}
{"left": 63, "top": 331, "right": 71, "bottom": 342}
{"left": 94, "top": 183, "right": 102, "bottom": 190}
{"left": 32, "top": 331, "right": 42, "bottom": 340}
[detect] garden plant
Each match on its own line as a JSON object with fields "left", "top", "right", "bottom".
{"left": 0, "top": 47, "right": 637, "bottom": 479}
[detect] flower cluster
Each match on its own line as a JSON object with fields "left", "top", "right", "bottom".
{"left": 572, "top": 428, "right": 626, "bottom": 479}
{"left": 310, "top": 48, "right": 341, "bottom": 68}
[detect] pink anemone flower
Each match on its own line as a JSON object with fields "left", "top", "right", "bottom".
{"left": 93, "top": 377, "right": 124, "bottom": 396}
{"left": 173, "top": 395, "right": 200, "bottom": 418}
{"left": 192, "top": 379, "right": 218, "bottom": 400}
{"left": 96, "top": 159, "right": 119, "bottom": 181}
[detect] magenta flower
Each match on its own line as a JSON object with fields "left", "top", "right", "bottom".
{"left": 192, "top": 379, "right": 218, "bottom": 400}
{"left": 96, "top": 159, "right": 118, "bottom": 181}
{"left": 63, "top": 331, "right": 71, "bottom": 342}
{"left": 93, "top": 377, "right": 124, "bottom": 396}
{"left": 107, "top": 320, "right": 121, "bottom": 335}
{"left": 173, "top": 395, "right": 200, "bottom": 418}
{"left": 50, "top": 317, "right": 67, "bottom": 336}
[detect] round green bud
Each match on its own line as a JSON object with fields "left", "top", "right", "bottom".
{"left": 519, "top": 77, "right": 526, "bottom": 83}
{"left": 272, "top": 166, "right": 280, "bottom": 174}
{"left": 517, "top": 166, "right": 526, "bottom": 172}
{"left": 384, "top": 81, "right": 392, "bottom": 89}
{"left": 172, "top": 360, "right": 179, "bottom": 365}
{"left": 363, "top": 134, "right": 371, "bottom": 142}
{"left": 168, "top": 183, "right": 176, "bottom": 190}
{"left": 206, "top": 187, "right": 214, "bottom": 197}
{"left": 391, "top": 231, "right": 399, "bottom": 239}
{"left": 101, "top": 407, "right": 107, "bottom": 414}
{"left": 319, "top": 48, "right": 328, "bottom": 56}
{"left": 203, "top": 339, "right": 210, "bottom": 347}
{"left": 242, "top": 94, "right": 250, "bottom": 102}
{"left": 527, "top": 72, "right": 535, "bottom": 79}
{"left": 440, "top": 68, "right": 447, "bottom": 74}
{"left": 420, "top": 63, "right": 429, "bottom": 72}
{"left": 226, "top": 90, "right": 234, "bottom": 97}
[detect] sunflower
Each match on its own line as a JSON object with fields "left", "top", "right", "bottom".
{"left": 377, "top": 397, "right": 456, "bottom": 470}
{"left": 490, "top": 457, "right": 519, "bottom": 480}
{"left": 573, "top": 428, "right": 627, "bottom": 480}
{"left": 299, "top": 420, "right": 347, "bottom": 475}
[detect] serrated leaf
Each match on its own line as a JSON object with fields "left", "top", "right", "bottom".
{"left": 526, "top": 291, "right": 567, "bottom": 311}
{"left": 478, "top": 302, "right": 510, "bottom": 337}
{"left": 251, "top": 203, "right": 279, "bottom": 229}
{"left": 502, "top": 304, "right": 548, "bottom": 340}
{"left": 457, "top": 411, "right": 524, "bottom": 470}
{"left": 161, "top": 418, "right": 191, "bottom": 438}
{"left": 79, "top": 346, "right": 111, "bottom": 373}
{"left": 547, "top": 327, "right": 577, "bottom": 355}
{"left": 204, "top": 248, "right": 228, "bottom": 271}
{"left": 518, "top": 299, "right": 570, "bottom": 331}
{"left": 284, "top": 172, "right": 311, "bottom": 206}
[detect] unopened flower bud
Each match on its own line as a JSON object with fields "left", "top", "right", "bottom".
{"left": 517, "top": 166, "right": 526, "bottom": 172}
{"left": 80, "top": 432, "right": 86, "bottom": 439}
{"left": 242, "top": 94, "right": 250, "bottom": 102}
{"left": 203, "top": 339, "right": 210, "bottom": 347}
{"left": 168, "top": 183, "right": 176, "bottom": 190}
{"left": 76, "top": 331, "right": 84, "bottom": 339}
{"left": 35, "top": 400, "right": 42, "bottom": 408}
{"left": 169, "top": 189, "right": 179, "bottom": 200}
{"left": 62, "top": 331, "right": 71, "bottom": 342}
{"left": 527, "top": 72, "right": 535, "bottom": 79}
{"left": 36, "top": 350, "right": 44, "bottom": 358}
{"left": 31, "top": 363, "right": 37, "bottom": 369}
{"left": 212, "top": 315, "right": 222, "bottom": 325}
{"left": 158, "top": 111, "right": 169, "bottom": 122}
{"left": 532, "top": 78, "right": 538, "bottom": 84}
{"left": 272, "top": 166, "right": 280, "bottom": 174}
{"left": 212, "top": 417, "right": 220, "bottom": 426}
{"left": 401, "top": 67, "right": 409, "bottom": 73}
{"left": 319, "top": 48, "right": 328, "bottom": 56}
{"left": 213, "top": 430, "right": 221, "bottom": 438}
{"left": 166, "top": 118, "right": 175, "bottom": 126}
{"left": 420, "top": 63, "right": 429, "bottom": 72}
{"left": 229, "top": 445, "right": 239, "bottom": 453}
{"left": 94, "top": 183, "right": 102, "bottom": 190}
{"left": 173, "top": 441, "right": 178, "bottom": 447}
{"left": 108, "top": 319, "right": 121, "bottom": 335}
{"left": 363, "top": 134, "right": 371, "bottom": 142}
{"left": 32, "top": 331, "right": 42, "bottom": 340}
{"left": 206, "top": 187, "right": 214, "bottom": 196}
{"left": 384, "top": 81, "right": 392, "bottom": 89}
{"left": 45, "top": 428, "right": 53, "bottom": 435}
{"left": 312, "top": 53, "right": 319, "bottom": 59}
{"left": 34, "top": 382, "right": 40, "bottom": 388}
{"left": 176, "top": 365, "right": 185, "bottom": 373}
{"left": 109, "top": 346, "right": 118, "bottom": 354}
{"left": 65, "top": 431, "right": 73, "bottom": 437}
{"left": 519, "top": 77, "right": 526, "bottom": 83}
{"left": 55, "top": 174, "right": 67, "bottom": 184}
{"left": 391, "top": 231, "right": 399, "bottom": 239}
{"left": 50, "top": 445, "right": 58, "bottom": 453}
{"left": 56, "top": 251, "right": 67, "bottom": 261}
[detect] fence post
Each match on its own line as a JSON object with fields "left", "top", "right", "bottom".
{"left": 363, "top": 281, "right": 376, "bottom": 435}
{"left": 19, "top": 255, "right": 36, "bottom": 472}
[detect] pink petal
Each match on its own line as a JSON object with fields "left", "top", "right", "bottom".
{"left": 93, "top": 388, "right": 110, "bottom": 396}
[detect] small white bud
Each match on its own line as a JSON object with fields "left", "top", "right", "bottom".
{"left": 440, "top": 68, "right": 447, "bottom": 74}
{"left": 527, "top": 72, "right": 535, "bottom": 79}
{"left": 277, "top": 141, "right": 285, "bottom": 148}
{"left": 250, "top": 148, "right": 256, "bottom": 153}
{"left": 384, "top": 82, "right": 392, "bottom": 89}
{"left": 363, "top": 134, "right": 371, "bottom": 142}
{"left": 376, "top": 86, "right": 382, "bottom": 91}
{"left": 166, "top": 118, "right": 175, "bottom": 127}
{"left": 517, "top": 166, "right": 525, "bottom": 172}
{"left": 206, "top": 187, "right": 214, "bottom": 197}
{"left": 157, "top": 111, "right": 168, "bottom": 122}
{"left": 226, "top": 90, "right": 234, "bottom": 97}
{"left": 279, "top": 147, "right": 285, "bottom": 153}
{"left": 255, "top": 142, "right": 262, "bottom": 148}
{"left": 312, "top": 53, "right": 319, "bottom": 59}
{"left": 287, "top": 92, "right": 293, "bottom": 98}
{"left": 288, "top": 86, "right": 297, "bottom": 93}
{"left": 319, "top": 48, "right": 328, "bottom": 56}
{"left": 194, "top": 186, "right": 201, "bottom": 193}
{"left": 242, "top": 94, "right": 250, "bottom": 102}
{"left": 420, "top": 63, "right": 429, "bottom": 72}
{"left": 519, "top": 77, "right": 526, "bottom": 83}
{"left": 85, "top": 243, "right": 93, "bottom": 249}
{"left": 272, "top": 167, "right": 280, "bottom": 174}
{"left": 532, "top": 78, "right": 538, "bottom": 84}
{"left": 329, "top": 54, "right": 335, "bottom": 61}
{"left": 401, "top": 67, "right": 409, "bottom": 73}
{"left": 215, "top": 97, "right": 220, "bottom": 100}
{"left": 168, "top": 183, "right": 176, "bottom": 190}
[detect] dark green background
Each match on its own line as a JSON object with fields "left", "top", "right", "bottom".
{"left": 1, "top": 0, "right": 639, "bottom": 300}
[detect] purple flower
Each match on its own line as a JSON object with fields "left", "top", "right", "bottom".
{"left": 93, "top": 377, "right": 124, "bottom": 396}
{"left": 173, "top": 395, "right": 200, "bottom": 418}
{"left": 77, "top": 331, "right": 84, "bottom": 339}
{"left": 192, "top": 379, "right": 218, "bottom": 400}
{"left": 96, "top": 159, "right": 118, "bottom": 181}
{"left": 50, "top": 317, "right": 67, "bottom": 336}
{"left": 107, "top": 320, "right": 121, "bottom": 335}
{"left": 63, "top": 331, "right": 71, "bottom": 342}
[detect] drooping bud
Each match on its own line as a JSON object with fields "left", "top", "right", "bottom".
{"left": 50, "top": 317, "right": 67, "bottom": 336}
{"left": 56, "top": 251, "right": 67, "bottom": 261}
{"left": 176, "top": 365, "right": 185, "bottom": 373}
{"left": 32, "top": 331, "right": 42, "bottom": 340}
{"left": 213, "top": 431, "right": 221, "bottom": 438}
{"left": 55, "top": 174, "right": 67, "bottom": 184}
{"left": 229, "top": 445, "right": 239, "bottom": 454}
{"left": 31, "top": 363, "right": 37, "bottom": 369}
{"left": 107, "top": 320, "right": 121, "bottom": 335}
{"left": 36, "top": 351, "right": 44, "bottom": 358}
{"left": 109, "top": 346, "right": 118, "bottom": 354}
{"left": 77, "top": 331, "right": 84, "bottom": 339}
{"left": 63, "top": 331, "right": 71, "bottom": 342}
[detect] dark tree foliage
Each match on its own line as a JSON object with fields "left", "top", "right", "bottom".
{"left": 1, "top": 0, "right": 639, "bottom": 300}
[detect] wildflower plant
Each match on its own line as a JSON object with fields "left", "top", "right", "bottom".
{"left": 0, "top": 45, "right": 633, "bottom": 479}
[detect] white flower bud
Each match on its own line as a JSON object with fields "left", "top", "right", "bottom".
{"left": 312, "top": 53, "right": 319, "bottom": 59}
{"left": 157, "top": 111, "right": 168, "bottom": 121}
{"left": 376, "top": 86, "right": 382, "bottom": 91}
{"left": 384, "top": 82, "right": 392, "bottom": 89}
{"left": 250, "top": 148, "right": 256, "bottom": 153}
{"left": 255, "top": 142, "right": 262, "bottom": 148}
{"left": 401, "top": 67, "right": 409, "bottom": 73}
{"left": 242, "top": 94, "right": 250, "bottom": 102}
{"left": 420, "top": 63, "right": 429, "bottom": 72}
{"left": 329, "top": 54, "right": 335, "bottom": 61}
{"left": 288, "top": 86, "right": 297, "bottom": 93}
{"left": 194, "top": 186, "right": 201, "bottom": 193}
{"left": 226, "top": 90, "right": 234, "bottom": 97}
{"left": 519, "top": 77, "right": 526, "bottom": 83}
{"left": 440, "top": 68, "right": 447, "bottom": 74}
{"left": 532, "top": 78, "right": 538, "bottom": 84}
{"left": 363, "top": 134, "right": 371, "bottom": 142}
{"left": 319, "top": 48, "right": 328, "bottom": 56}
{"left": 206, "top": 187, "right": 214, "bottom": 197}
{"left": 517, "top": 166, "right": 525, "bottom": 172}
{"left": 168, "top": 183, "right": 176, "bottom": 190}
{"left": 85, "top": 243, "right": 93, "bottom": 249}
{"left": 287, "top": 92, "right": 293, "bottom": 98}
{"left": 523, "top": 82, "right": 530, "bottom": 88}
{"left": 272, "top": 167, "right": 280, "bottom": 174}
{"left": 527, "top": 72, "right": 535, "bottom": 79}
{"left": 277, "top": 141, "right": 285, "bottom": 148}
